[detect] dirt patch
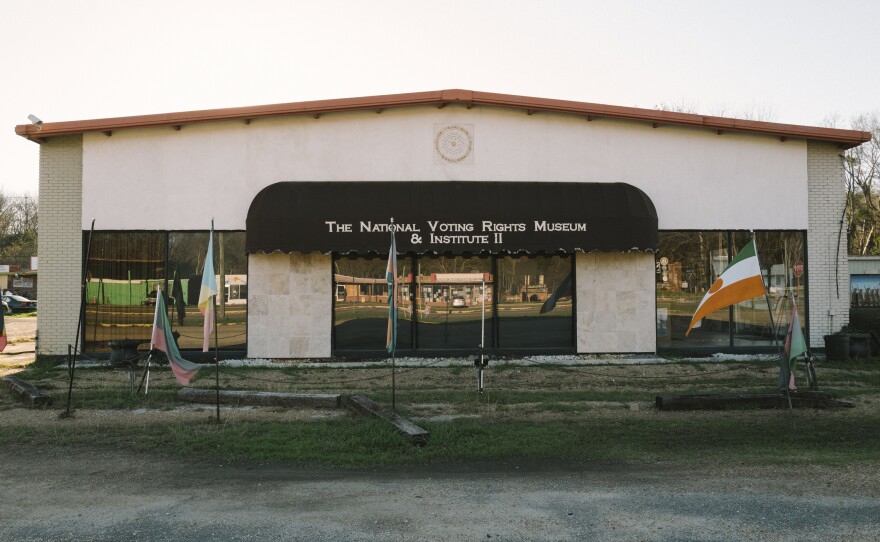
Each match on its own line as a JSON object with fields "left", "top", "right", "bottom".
{"left": 2, "top": 315, "right": 37, "bottom": 341}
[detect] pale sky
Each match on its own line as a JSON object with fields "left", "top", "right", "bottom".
{"left": 2, "top": 0, "right": 878, "bottom": 196}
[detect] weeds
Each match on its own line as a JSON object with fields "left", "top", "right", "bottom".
{"left": 1, "top": 358, "right": 878, "bottom": 467}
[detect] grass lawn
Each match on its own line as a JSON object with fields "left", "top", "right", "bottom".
{"left": 1, "top": 356, "right": 878, "bottom": 468}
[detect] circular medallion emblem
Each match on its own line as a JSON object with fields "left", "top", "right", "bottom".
{"left": 434, "top": 125, "right": 473, "bottom": 163}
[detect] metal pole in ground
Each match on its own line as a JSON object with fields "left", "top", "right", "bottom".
{"left": 476, "top": 277, "right": 488, "bottom": 396}
{"left": 66, "top": 219, "right": 95, "bottom": 417}
{"left": 212, "top": 221, "right": 221, "bottom": 423}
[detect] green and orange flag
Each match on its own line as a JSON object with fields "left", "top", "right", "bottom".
{"left": 686, "top": 238, "right": 767, "bottom": 336}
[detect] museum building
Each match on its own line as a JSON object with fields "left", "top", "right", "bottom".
{"left": 15, "top": 90, "right": 870, "bottom": 359}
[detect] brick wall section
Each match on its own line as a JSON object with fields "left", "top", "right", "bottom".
{"left": 807, "top": 141, "right": 849, "bottom": 347}
{"left": 36, "top": 136, "right": 83, "bottom": 357}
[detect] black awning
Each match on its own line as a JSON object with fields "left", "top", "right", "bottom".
{"left": 246, "top": 181, "right": 658, "bottom": 255}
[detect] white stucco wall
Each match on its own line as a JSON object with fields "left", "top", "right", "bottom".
{"left": 81, "top": 105, "right": 808, "bottom": 231}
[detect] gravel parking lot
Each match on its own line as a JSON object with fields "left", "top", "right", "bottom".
{"left": 1, "top": 431, "right": 878, "bottom": 541}
{"left": 2, "top": 315, "right": 36, "bottom": 341}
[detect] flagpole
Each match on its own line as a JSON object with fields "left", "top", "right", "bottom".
{"left": 137, "top": 352, "right": 154, "bottom": 394}
{"left": 137, "top": 293, "right": 157, "bottom": 394}
{"left": 753, "top": 232, "right": 792, "bottom": 415}
{"left": 390, "top": 218, "right": 397, "bottom": 413}
{"left": 213, "top": 292, "right": 220, "bottom": 422}
{"left": 212, "top": 220, "right": 221, "bottom": 423}
{"left": 92, "top": 273, "right": 101, "bottom": 345}
{"left": 477, "top": 277, "right": 487, "bottom": 397}
{"left": 66, "top": 218, "right": 95, "bottom": 418}
{"left": 752, "top": 232, "right": 781, "bottom": 350}
{"left": 145, "top": 284, "right": 161, "bottom": 394}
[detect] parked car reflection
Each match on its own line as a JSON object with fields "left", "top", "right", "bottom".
{"left": 2, "top": 294, "right": 37, "bottom": 314}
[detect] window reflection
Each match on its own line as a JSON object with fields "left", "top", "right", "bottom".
{"left": 656, "top": 231, "right": 807, "bottom": 348}
{"left": 332, "top": 254, "right": 576, "bottom": 352}
{"left": 169, "top": 232, "right": 248, "bottom": 350}
{"left": 333, "top": 256, "right": 413, "bottom": 351}
{"left": 84, "top": 232, "right": 166, "bottom": 352}
{"left": 416, "top": 256, "right": 493, "bottom": 350}
{"left": 731, "top": 231, "right": 806, "bottom": 347}
{"left": 84, "top": 232, "right": 247, "bottom": 353}
{"left": 656, "top": 231, "right": 730, "bottom": 347}
{"left": 497, "top": 255, "right": 573, "bottom": 348}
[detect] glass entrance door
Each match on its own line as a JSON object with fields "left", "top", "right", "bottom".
{"left": 415, "top": 256, "right": 494, "bottom": 350}
{"left": 332, "top": 253, "right": 574, "bottom": 354}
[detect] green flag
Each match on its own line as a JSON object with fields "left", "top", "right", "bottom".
{"left": 786, "top": 304, "right": 807, "bottom": 375}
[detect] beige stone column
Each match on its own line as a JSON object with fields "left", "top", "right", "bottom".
{"left": 575, "top": 252, "right": 656, "bottom": 353}
{"left": 248, "top": 252, "right": 332, "bottom": 358}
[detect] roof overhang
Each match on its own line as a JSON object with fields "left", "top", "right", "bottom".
{"left": 14, "top": 89, "right": 872, "bottom": 149}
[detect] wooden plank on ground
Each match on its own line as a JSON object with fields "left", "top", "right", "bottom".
{"left": 655, "top": 391, "right": 855, "bottom": 411}
{"left": 178, "top": 388, "right": 340, "bottom": 408}
{"left": 2, "top": 376, "right": 54, "bottom": 408}
{"left": 344, "top": 394, "right": 430, "bottom": 445}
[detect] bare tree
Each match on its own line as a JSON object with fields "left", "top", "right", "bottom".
{"left": 840, "top": 113, "right": 880, "bottom": 255}
{"left": 654, "top": 101, "right": 776, "bottom": 121}
{"left": 0, "top": 191, "right": 38, "bottom": 268}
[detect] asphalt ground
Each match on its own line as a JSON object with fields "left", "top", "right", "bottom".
{"left": 0, "top": 445, "right": 878, "bottom": 542}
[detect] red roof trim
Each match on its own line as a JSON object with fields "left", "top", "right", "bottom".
{"left": 14, "top": 89, "right": 871, "bottom": 148}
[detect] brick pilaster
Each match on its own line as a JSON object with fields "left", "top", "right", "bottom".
{"left": 36, "top": 136, "right": 83, "bottom": 357}
{"left": 807, "top": 141, "right": 849, "bottom": 347}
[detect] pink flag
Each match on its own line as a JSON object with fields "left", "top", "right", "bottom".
{"left": 202, "top": 301, "right": 214, "bottom": 352}
{"left": 151, "top": 289, "right": 204, "bottom": 386}
{"left": 198, "top": 227, "right": 218, "bottom": 352}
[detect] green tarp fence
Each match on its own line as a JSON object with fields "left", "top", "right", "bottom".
{"left": 86, "top": 279, "right": 189, "bottom": 306}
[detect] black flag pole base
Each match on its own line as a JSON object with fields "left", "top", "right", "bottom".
{"left": 136, "top": 354, "right": 153, "bottom": 395}
{"left": 474, "top": 348, "right": 489, "bottom": 397}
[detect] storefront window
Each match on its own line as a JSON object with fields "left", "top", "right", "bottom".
{"left": 496, "top": 255, "right": 573, "bottom": 348}
{"left": 84, "top": 232, "right": 166, "bottom": 352}
{"left": 169, "top": 232, "right": 248, "bottom": 351}
{"left": 731, "top": 231, "right": 806, "bottom": 347}
{"left": 656, "top": 231, "right": 807, "bottom": 349}
{"left": 333, "top": 256, "right": 413, "bottom": 352}
{"left": 656, "top": 231, "right": 730, "bottom": 348}
{"left": 333, "top": 254, "right": 577, "bottom": 353}
{"left": 84, "top": 231, "right": 246, "bottom": 353}
{"left": 415, "top": 256, "right": 493, "bottom": 351}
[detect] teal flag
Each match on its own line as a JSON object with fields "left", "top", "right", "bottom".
{"left": 786, "top": 304, "right": 807, "bottom": 372}
{"left": 385, "top": 226, "right": 398, "bottom": 353}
